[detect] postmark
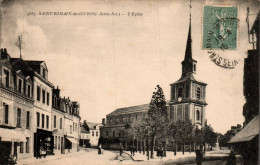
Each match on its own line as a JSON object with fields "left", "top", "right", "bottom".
{"left": 203, "top": 5, "right": 238, "bottom": 50}
{"left": 202, "top": 5, "right": 240, "bottom": 69}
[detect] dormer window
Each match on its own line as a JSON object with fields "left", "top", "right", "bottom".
{"left": 3, "top": 69, "right": 10, "bottom": 87}
{"left": 177, "top": 87, "right": 183, "bottom": 98}
{"left": 27, "top": 84, "right": 31, "bottom": 97}
{"left": 18, "top": 78, "right": 23, "bottom": 93}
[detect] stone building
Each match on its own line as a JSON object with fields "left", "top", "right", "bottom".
{"left": 80, "top": 121, "right": 102, "bottom": 148}
{"left": 63, "top": 99, "right": 81, "bottom": 153}
{"left": 80, "top": 122, "right": 90, "bottom": 148}
{"left": 0, "top": 49, "right": 34, "bottom": 161}
{"left": 52, "top": 87, "right": 65, "bottom": 155}
{"left": 0, "top": 48, "right": 81, "bottom": 163}
{"left": 101, "top": 16, "right": 207, "bottom": 149}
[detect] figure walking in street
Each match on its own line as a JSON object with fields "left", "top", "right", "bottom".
{"left": 226, "top": 148, "right": 236, "bottom": 165}
{"left": 195, "top": 147, "right": 203, "bottom": 165}
{"left": 98, "top": 144, "right": 102, "bottom": 155}
{"left": 130, "top": 145, "right": 133, "bottom": 156}
{"left": 120, "top": 144, "right": 123, "bottom": 156}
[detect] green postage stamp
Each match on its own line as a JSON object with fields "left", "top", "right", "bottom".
{"left": 203, "top": 6, "right": 238, "bottom": 50}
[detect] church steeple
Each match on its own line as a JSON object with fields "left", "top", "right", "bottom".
{"left": 181, "top": 1, "right": 197, "bottom": 78}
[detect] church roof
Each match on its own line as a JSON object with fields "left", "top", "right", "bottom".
{"left": 171, "top": 74, "right": 207, "bottom": 85}
{"left": 107, "top": 101, "right": 170, "bottom": 116}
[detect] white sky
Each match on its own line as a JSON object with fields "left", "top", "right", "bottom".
{"left": 1, "top": 0, "right": 259, "bottom": 134}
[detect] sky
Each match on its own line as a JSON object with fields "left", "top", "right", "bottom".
{"left": 0, "top": 0, "right": 259, "bottom": 134}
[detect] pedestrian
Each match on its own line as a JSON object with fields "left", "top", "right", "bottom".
{"left": 160, "top": 147, "right": 163, "bottom": 159}
{"left": 132, "top": 145, "right": 135, "bottom": 156}
{"left": 98, "top": 144, "right": 102, "bottom": 155}
{"left": 195, "top": 147, "right": 203, "bottom": 165}
{"left": 130, "top": 145, "right": 133, "bottom": 156}
{"left": 156, "top": 147, "right": 159, "bottom": 158}
{"left": 226, "top": 148, "right": 236, "bottom": 165}
{"left": 120, "top": 145, "right": 123, "bottom": 156}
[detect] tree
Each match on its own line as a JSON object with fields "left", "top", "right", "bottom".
{"left": 131, "top": 85, "right": 168, "bottom": 159}
{"left": 168, "top": 120, "right": 193, "bottom": 155}
{"left": 204, "top": 125, "right": 217, "bottom": 151}
{"left": 147, "top": 85, "right": 168, "bottom": 158}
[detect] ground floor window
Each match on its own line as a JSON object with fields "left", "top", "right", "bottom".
{"left": 55, "top": 136, "right": 57, "bottom": 150}
{"left": 58, "top": 136, "right": 60, "bottom": 150}
{"left": 20, "top": 142, "right": 24, "bottom": 153}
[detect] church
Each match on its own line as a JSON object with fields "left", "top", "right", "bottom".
{"left": 100, "top": 13, "right": 207, "bottom": 149}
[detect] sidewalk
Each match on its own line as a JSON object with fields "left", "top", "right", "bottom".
{"left": 17, "top": 150, "right": 84, "bottom": 165}
{"left": 122, "top": 150, "right": 232, "bottom": 162}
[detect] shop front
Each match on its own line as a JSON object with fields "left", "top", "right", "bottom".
{"left": 0, "top": 128, "right": 26, "bottom": 164}
{"left": 34, "top": 129, "right": 54, "bottom": 158}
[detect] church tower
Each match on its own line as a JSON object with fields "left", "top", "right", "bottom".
{"left": 169, "top": 9, "right": 207, "bottom": 128}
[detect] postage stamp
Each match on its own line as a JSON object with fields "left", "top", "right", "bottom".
{"left": 203, "top": 5, "right": 238, "bottom": 50}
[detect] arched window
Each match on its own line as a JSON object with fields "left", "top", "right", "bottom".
{"left": 196, "top": 110, "right": 200, "bottom": 121}
{"left": 196, "top": 87, "right": 201, "bottom": 99}
{"left": 177, "top": 87, "right": 183, "bottom": 98}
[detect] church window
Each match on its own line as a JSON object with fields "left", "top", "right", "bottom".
{"left": 196, "top": 110, "right": 200, "bottom": 121}
{"left": 196, "top": 87, "right": 201, "bottom": 99}
{"left": 177, "top": 87, "right": 183, "bottom": 98}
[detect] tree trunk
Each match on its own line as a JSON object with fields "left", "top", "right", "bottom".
{"left": 174, "top": 141, "right": 177, "bottom": 156}
{"left": 143, "top": 139, "right": 145, "bottom": 155}
{"left": 182, "top": 143, "right": 184, "bottom": 155}
{"left": 189, "top": 142, "right": 191, "bottom": 154}
{"left": 204, "top": 141, "right": 206, "bottom": 153}
{"left": 164, "top": 140, "right": 167, "bottom": 157}
{"left": 150, "top": 136, "right": 155, "bottom": 158}
{"left": 137, "top": 139, "right": 139, "bottom": 153}
{"left": 146, "top": 138, "right": 149, "bottom": 160}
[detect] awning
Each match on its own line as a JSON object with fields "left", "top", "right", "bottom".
{"left": 66, "top": 137, "right": 78, "bottom": 144}
{"left": 0, "top": 129, "right": 26, "bottom": 142}
{"left": 228, "top": 115, "right": 259, "bottom": 143}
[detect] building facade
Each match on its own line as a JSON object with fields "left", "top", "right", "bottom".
{"left": 0, "top": 49, "right": 34, "bottom": 162}
{"left": 52, "top": 87, "right": 65, "bottom": 155}
{"left": 80, "top": 122, "right": 90, "bottom": 148}
{"left": 63, "top": 99, "right": 80, "bottom": 153}
{"left": 101, "top": 17, "right": 207, "bottom": 149}
{"left": 0, "top": 48, "right": 81, "bottom": 163}
{"left": 24, "top": 60, "right": 54, "bottom": 158}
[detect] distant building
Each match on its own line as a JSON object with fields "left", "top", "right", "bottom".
{"left": 80, "top": 121, "right": 102, "bottom": 148}
{"left": 100, "top": 14, "right": 207, "bottom": 149}
{"left": 80, "top": 122, "right": 90, "bottom": 148}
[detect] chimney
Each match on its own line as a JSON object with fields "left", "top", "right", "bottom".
{"left": 102, "top": 118, "right": 105, "bottom": 125}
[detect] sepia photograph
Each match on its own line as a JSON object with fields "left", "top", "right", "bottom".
{"left": 0, "top": 0, "right": 259, "bottom": 164}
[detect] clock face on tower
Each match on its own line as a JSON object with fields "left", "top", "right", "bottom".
{"left": 178, "top": 97, "right": 182, "bottom": 102}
